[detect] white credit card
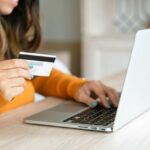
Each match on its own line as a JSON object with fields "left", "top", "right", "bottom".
{"left": 19, "top": 52, "right": 56, "bottom": 77}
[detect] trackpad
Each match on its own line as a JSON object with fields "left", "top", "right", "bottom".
{"left": 50, "top": 101, "right": 86, "bottom": 113}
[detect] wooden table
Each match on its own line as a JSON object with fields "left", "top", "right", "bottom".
{"left": 1, "top": 72, "right": 150, "bottom": 150}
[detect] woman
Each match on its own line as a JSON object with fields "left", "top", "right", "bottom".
{"left": 0, "top": 0, "right": 119, "bottom": 113}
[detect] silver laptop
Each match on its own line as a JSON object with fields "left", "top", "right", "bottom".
{"left": 25, "top": 29, "right": 150, "bottom": 132}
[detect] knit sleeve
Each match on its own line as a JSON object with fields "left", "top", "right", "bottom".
{"left": 32, "top": 68, "right": 87, "bottom": 99}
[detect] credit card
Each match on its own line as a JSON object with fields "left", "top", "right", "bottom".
{"left": 19, "top": 52, "right": 56, "bottom": 77}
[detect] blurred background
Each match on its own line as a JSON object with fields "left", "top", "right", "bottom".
{"left": 39, "top": 0, "right": 150, "bottom": 80}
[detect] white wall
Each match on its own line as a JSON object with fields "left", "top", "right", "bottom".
{"left": 40, "top": 0, "right": 80, "bottom": 42}
{"left": 81, "top": 0, "right": 135, "bottom": 79}
{"left": 81, "top": 0, "right": 115, "bottom": 37}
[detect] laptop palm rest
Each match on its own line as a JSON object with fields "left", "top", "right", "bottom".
{"left": 25, "top": 102, "right": 86, "bottom": 123}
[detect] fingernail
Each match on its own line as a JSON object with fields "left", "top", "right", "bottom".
{"left": 30, "top": 74, "right": 34, "bottom": 79}
{"left": 90, "top": 101, "right": 98, "bottom": 108}
{"left": 106, "top": 103, "right": 111, "bottom": 109}
{"left": 29, "top": 63, "right": 33, "bottom": 69}
{"left": 114, "top": 103, "right": 118, "bottom": 108}
{"left": 96, "top": 98, "right": 101, "bottom": 102}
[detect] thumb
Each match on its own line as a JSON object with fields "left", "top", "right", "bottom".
{"left": 78, "top": 94, "right": 98, "bottom": 108}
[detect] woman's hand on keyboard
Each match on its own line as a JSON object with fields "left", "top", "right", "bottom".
{"left": 74, "top": 80, "right": 119, "bottom": 108}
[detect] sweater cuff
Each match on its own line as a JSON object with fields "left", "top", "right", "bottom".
{"left": 67, "top": 77, "right": 87, "bottom": 98}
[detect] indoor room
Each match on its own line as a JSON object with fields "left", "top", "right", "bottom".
{"left": 1, "top": 0, "right": 150, "bottom": 150}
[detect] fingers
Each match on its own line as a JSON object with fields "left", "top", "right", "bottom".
{"left": 0, "top": 59, "right": 29, "bottom": 70}
{"left": 74, "top": 86, "right": 98, "bottom": 108}
{"left": 0, "top": 78, "right": 26, "bottom": 101}
{"left": 86, "top": 81, "right": 109, "bottom": 108}
{"left": 0, "top": 59, "right": 30, "bottom": 101}
{"left": 0, "top": 68, "right": 31, "bottom": 80}
{"left": 77, "top": 93, "right": 98, "bottom": 108}
{"left": 92, "top": 82, "right": 119, "bottom": 108}
{"left": 10, "top": 87, "right": 25, "bottom": 98}
{"left": 6, "top": 78, "right": 26, "bottom": 88}
{"left": 104, "top": 85, "right": 119, "bottom": 107}
{"left": 5, "top": 87, "right": 25, "bottom": 101}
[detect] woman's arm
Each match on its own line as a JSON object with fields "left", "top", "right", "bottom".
{"left": 32, "top": 68, "right": 119, "bottom": 108}
{"left": 32, "top": 68, "right": 86, "bottom": 99}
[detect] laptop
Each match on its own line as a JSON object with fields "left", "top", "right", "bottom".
{"left": 24, "top": 29, "right": 150, "bottom": 132}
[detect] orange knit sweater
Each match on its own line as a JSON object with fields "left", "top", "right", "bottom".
{"left": 0, "top": 68, "right": 86, "bottom": 113}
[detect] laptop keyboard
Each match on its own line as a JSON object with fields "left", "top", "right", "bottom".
{"left": 63, "top": 104, "right": 117, "bottom": 126}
